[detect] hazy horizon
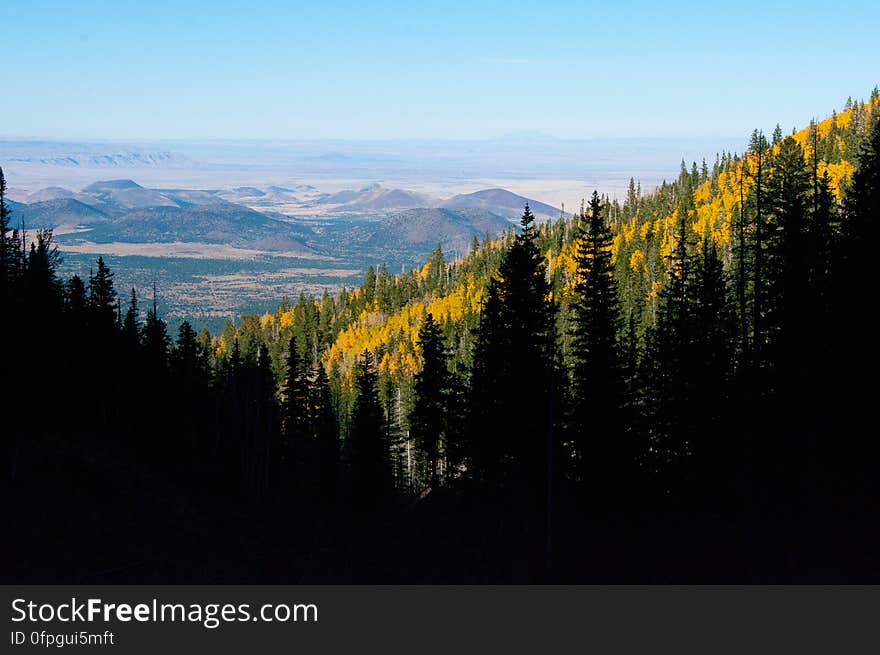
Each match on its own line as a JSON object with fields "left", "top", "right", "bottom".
{"left": 0, "top": 132, "right": 748, "bottom": 211}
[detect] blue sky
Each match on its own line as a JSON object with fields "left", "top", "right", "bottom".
{"left": 3, "top": 0, "right": 878, "bottom": 140}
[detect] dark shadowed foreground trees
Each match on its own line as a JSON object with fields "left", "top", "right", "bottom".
{"left": 568, "top": 191, "right": 628, "bottom": 501}
{"left": 410, "top": 312, "right": 450, "bottom": 489}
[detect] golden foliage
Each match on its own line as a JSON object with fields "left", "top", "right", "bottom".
{"left": 247, "top": 95, "right": 880, "bottom": 386}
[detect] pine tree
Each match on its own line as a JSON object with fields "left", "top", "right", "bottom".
{"left": 64, "top": 275, "right": 87, "bottom": 316}
{"left": 349, "top": 350, "right": 392, "bottom": 508}
{"left": 443, "top": 368, "right": 469, "bottom": 484}
{"left": 735, "top": 158, "right": 751, "bottom": 356}
{"left": 143, "top": 285, "right": 170, "bottom": 369}
{"left": 831, "top": 115, "right": 880, "bottom": 507}
{"left": 276, "top": 334, "right": 309, "bottom": 496}
{"left": 122, "top": 288, "right": 141, "bottom": 348}
{"left": 24, "top": 230, "right": 62, "bottom": 312}
{"left": 808, "top": 172, "right": 839, "bottom": 315}
{"left": 376, "top": 263, "right": 393, "bottom": 311}
{"left": 641, "top": 212, "right": 697, "bottom": 493}
{"left": 468, "top": 205, "right": 557, "bottom": 487}
{"left": 254, "top": 343, "right": 279, "bottom": 496}
{"left": 689, "top": 236, "right": 734, "bottom": 484}
{"left": 282, "top": 335, "right": 310, "bottom": 448}
{"left": 423, "top": 244, "right": 446, "bottom": 293}
{"left": 362, "top": 265, "right": 377, "bottom": 305}
{"left": 310, "top": 363, "right": 339, "bottom": 506}
{"left": 0, "top": 167, "right": 14, "bottom": 299}
{"left": 172, "top": 320, "right": 204, "bottom": 381}
{"left": 87, "top": 256, "right": 117, "bottom": 332}
{"left": 752, "top": 135, "right": 815, "bottom": 532}
{"left": 468, "top": 282, "right": 505, "bottom": 483}
{"left": 568, "top": 191, "right": 627, "bottom": 493}
{"left": 217, "top": 337, "right": 243, "bottom": 460}
{"left": 411, "top": 312, "right": 449, "bottom": 489}
{"left": 626, "top": 177, "right": 639, "bottom": 214}
{"left": 693, "top": 237, "right": 732, "bottom": 390}
{"left": 749, "top": 130, "right": 769, "bottom": 363}
{"left": 772, "top": 124, "right": 783, "bottom": 146}
{"left": 764, "top": 135, "right": 810, "bottom": 381}
{"left": 466, "top": 204, "right": 559, "bottom": 582}
{"left": 841, "top": 115, "right": 880, "bottom": 286}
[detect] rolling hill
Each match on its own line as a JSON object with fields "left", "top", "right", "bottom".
{"left": 10, "top": 198, "right": 110, "bottom": 229}
{"left": 320, "top": 184, "right": 434, "bottom": 211}
{"left": 66, "top": 203, "right": 313, "bottom": 253}
{"left": 26, "top": 186, "right": 75, "bottom": 203}
{"left": 365, "top": 208, "right": 511, "bottom": 254}
{"left": 440, "top": 188, "right": 560, "bottom": 220}
{"left": 79, "top": 179, "right": 180, "bottom": 210}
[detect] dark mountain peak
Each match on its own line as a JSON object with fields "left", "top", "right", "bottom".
{"left": 82, "top": 179, "right": 143, "bottom": 192}
{"left": 26, "top": 186, "right": 75, "bottom": 203}
{"left": 322, "top": 183, "right": 433, "bottom": 211}
{"left": 440, "top": 188, "right": 560, "bottom": 219}
{"left": 365, "top": 207, "right": 511, "bottom": 254}
{"left": 232, "top": 186, "right": 266, "bottom": 197}
{"left": 461, "top": 188, "right": 516, "bottom": 200}
{"left": 11, "top": 197, "right": 109, "bottom": 229}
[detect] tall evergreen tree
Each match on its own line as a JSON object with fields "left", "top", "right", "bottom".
{"left": 362, "top": 265, "right": 377, "bottom": 305}
{"left": 467, "top": 204, "right": 559, "bottom": 582}
{"left": 468, "top": 205, "right": 558, "bottom": 487}
{"left": 641, "top": 212, "right": 697, "bottom": 493}
{"left": 63, "top": 275, "right": 87, "bottom": 316}
{"left": 411, "top": 312, "right": 449, "bottom": 489}
{"left": 689, "top": 236, "right": 734, "bottom": 488}
{"left": 735, "top": 159, "right": 751, "bottom": 357}
{"left": 840, "top": 115, "right": 880, "bottom": 294}
{"left": 349, "top": 350, "right": 392, "bottom": 508}
{"left": 764, "top": 135, "right": 810, "bottom": 382}
{"left": 122, "top": 288, "right": 141, "bottom": 348}
{"left": 24, "top": 230, "right": 62, "bottom": 312}
{"left": 807, "top": 171, "right": 839, "bottom": 309}
{"left": 310, "top": 362, "right": 340, "bottom": 506}
{"left": 172, "top": 320, "right": 206, "bottom": 381}
{"left": 143, "top": 285, "right": 170, "bottom": 369}
{"left": 749, "top": 130, "right": 769, "bottom": 362}
{"left": 87, "top": 256, "right": 117, "bottom": 333}
{"left": 468, "top": 282, "right": 505, "bottom": 483}
{"left": 568, "top": 191, "right": 627, "bottom": 495}
{"left": 254, "top": 343, "right": 279, "bottom": 496}
{"left": 281, "top": 335, "right": 310, "bottom": 453}
{"left": 832, "top": 115, "right": 880, "bottom": 508}
{"left": 0, "top": 167, "right": 14, "bottom": 299}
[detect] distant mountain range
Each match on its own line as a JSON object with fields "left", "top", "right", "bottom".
{"left": 6, "top": 151, "right": 191, "bottom": 168}
{"left": 6, "top": 179, "right": 558, "bottom": 258}
{"left": 308, "top": 183, "right": 559, "bottom": 220}
{"left": 216, "top": 184, "right": 319, "bottom": 205}
{"left": 9, "top": 179, "right": 232, "bottom": 228}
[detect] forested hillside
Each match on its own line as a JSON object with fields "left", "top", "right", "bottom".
{"left": 219, "top": 89, "right": 880, "bottom": 443}
{"left": 3, "top": 88, "right": 879, "bottom": 582}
